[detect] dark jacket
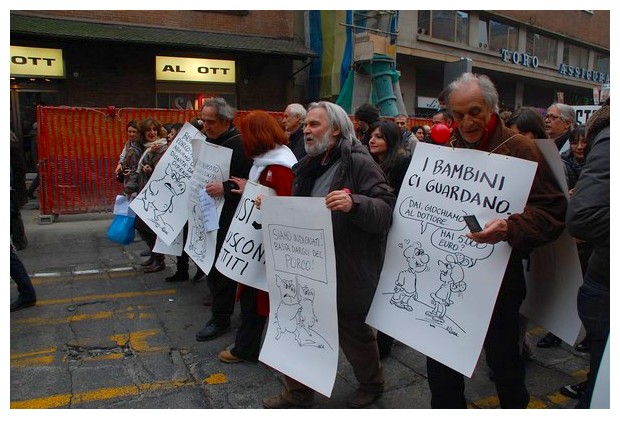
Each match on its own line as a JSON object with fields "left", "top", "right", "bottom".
{"left": 288, "top": 127, "right": 306, "bottom": 161}
{"left": 293, "top": 137, "right": 396, "bottom": 315}
{"left": 207, "top": 126, "right": 252, "bottom": 249}
{"left": 566, "top": 106, "right": 609, "bottom": 284}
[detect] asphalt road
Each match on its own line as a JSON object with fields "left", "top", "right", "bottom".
{"left": 9, "top": 203, "right": 590, "bottom": 411}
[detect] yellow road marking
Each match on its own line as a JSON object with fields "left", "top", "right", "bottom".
{"left": 10, "top": 379, "right": 191, "bottom": 409}
{"left": 204, "top": 373, "right": 228, "bottom": 385}
{"left": 23, "top": 289, "right": 177, "bottom": 307}
{"left": 31, "top": 270, "right": 143, "bottom": 286}
{"left": 12, "top": 309, "right": 156, "bottom": 326}
{"left": 110, "top": 329, "right": 166, "bottom": 353}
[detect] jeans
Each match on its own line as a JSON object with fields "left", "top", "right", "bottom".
{"left": 576, "top": 270, "right": 609, "bottom": 408}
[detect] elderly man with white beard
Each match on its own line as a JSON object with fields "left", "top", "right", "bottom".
{"left": 262, "top": 101, "right": 396, "bottom": 409}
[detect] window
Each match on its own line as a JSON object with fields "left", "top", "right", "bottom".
{"left": 593, "top": 51, "right": 610, "bottom": 75}
{"left": 526, "top": 32, "right": 558, "bottom": 66}
{"left": 488, "top": 19, "right": 518, "bottom": 52}
{"left": 418, "top": 11, "right": 469, "bottom": 44}
{"left": 563, "top": 44, "right": 589, "bottom": 69}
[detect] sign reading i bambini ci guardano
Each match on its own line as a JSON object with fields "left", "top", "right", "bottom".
{"left": 156, "top": 56, "right": 236, "bottom": 84}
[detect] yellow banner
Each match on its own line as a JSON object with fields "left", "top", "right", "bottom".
{"left": 10, "top": 46, "right": 65, "bottom": 78}
{"left": 156, "top": 56, "right": 235, "bottom": 83}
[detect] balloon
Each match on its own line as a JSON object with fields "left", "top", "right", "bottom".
{"left": 430, "top": 123, "right": 451, "bottom": 144}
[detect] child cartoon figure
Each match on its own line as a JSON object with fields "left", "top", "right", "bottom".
{"left": 426, "top": 253, "right": 467, "bottom": 323}
{"left": 391, "top": 242, "right": 430, "bottom": 311}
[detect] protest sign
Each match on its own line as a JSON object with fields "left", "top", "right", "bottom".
{"left": 130, "top": 122, "right": 201, "bottom": 245}
{"left": 184, "top": 139, "right": 232, "bottom": 275}
{"left": 153, "top": 230, "right": 184, "bottom": 257}
{"left": 367, "top": 143, "right": 536, "bottom": 377}
{"left": 215, "top": 181, "right": 276, "bottom": 291}
{"left": 259, "top": 197, "right": 338, "bottom": 397}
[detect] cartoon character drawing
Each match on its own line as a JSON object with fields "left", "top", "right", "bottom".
{"left": 274, "top": 275, "right": 303, "bottom": 344}
{"left": 188, "top": 205, "right": 207, "bottom": 258}
{"left": 391, "top": 242, "right": 430, "bottom": 311}
{"left": 425, "top": 253, "right": 468, "bottom": 323}
{"left": 138, "top": 163, "right": 188, "bottom": 233}
{"left": 299, "top": 285, "right": 318, "bottom": 337}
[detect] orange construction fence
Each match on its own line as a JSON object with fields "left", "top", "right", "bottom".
{"left": 35, "top": 105, "right": 431, "bottom": 216}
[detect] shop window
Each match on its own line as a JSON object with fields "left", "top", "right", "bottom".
{"left": 563, "top": 44, "right": 589, "bottom": 69}
{"left": 417, "top": 11, "right": 469, "bottom": 44}
{"left": 526, "top": 32, "right": 558, "bottom": 66}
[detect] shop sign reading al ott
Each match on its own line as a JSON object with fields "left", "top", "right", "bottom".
{"left": 156, "top": 56, "right": 236, "bottom": 84}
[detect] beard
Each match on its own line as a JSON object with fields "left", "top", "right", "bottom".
{"left": 305, "top": 129, "right": 333, "bottom": 157}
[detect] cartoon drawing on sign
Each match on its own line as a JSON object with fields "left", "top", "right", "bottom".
{"left": 273, "top": 274, "right": 332, "bottom": 350}
{"left": 425, "top": 253, "right": 468, "bottom": 324}
{"left": 188, "top": 205, "right": 207, "bottom": 258}
{"left": 137, "top": 163, "right": 189, "bottom": 234}
{"left": 390, "top": 242, "right": 430, "bottom": 311}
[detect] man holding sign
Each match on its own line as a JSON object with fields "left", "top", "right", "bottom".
{"left": 426, "top": 73, "right": 566, "bottom": 408}
{"left": 262, "top": 101, "right": 395, "bottom": 408}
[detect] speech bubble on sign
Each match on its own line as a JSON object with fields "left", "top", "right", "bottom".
{"left": 430, "top": 228, "right": 494, "bottom": 266}
{"left": 399, "top": 197, "right": 466, "bottom": 234}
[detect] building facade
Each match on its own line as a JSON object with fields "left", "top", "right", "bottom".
{"left": 10, "top": 10, "right": 315, "bottom": 150}
{"left": 394, "top": 10, "right": 610, "bottom": 117}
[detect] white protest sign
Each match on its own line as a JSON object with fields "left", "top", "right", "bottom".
{"left": 591, "top": 337, "right": 610, "bottom": 409}
{"left": 185, "top": 139, "right": 232, "bottom": 275}
{"left": 130, "top": 123, "right": 201, "bottom": 245}
{"left": 153, "top": 229, "right": 184, "bottom": 256}
{"left": 215, "top": 181, "right": 276, "bottom": 291}
{"left": 367, "top": 143, "right": 536, "bottom": 377}
{"left": 259, "top": 197, "right": 338, "bottom": 397}
{"left": 570, "top": 105, "right": 601, "bottom": 126}
{"left": 198, "top": 189, "right": 219, "bottom": 232}
{"left": 520, "top": 139, "right": 583, "bottom": 346}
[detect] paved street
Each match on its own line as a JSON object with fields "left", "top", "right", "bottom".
{"left": 10, "top": 202, "right": 590, "bottom": 410}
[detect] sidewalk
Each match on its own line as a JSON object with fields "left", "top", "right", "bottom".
{"left": 12, "top": 203, "right": 589, "bottom": 409}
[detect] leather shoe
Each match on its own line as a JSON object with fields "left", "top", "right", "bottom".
{"left": 262, "top": 393, "right": 313, "bottom": 409}
{"left": 195, "top": 322, "right": 230, "bottom": 341}
{"left": 575, "top": 338, "right": 590, "bottom": 352}
{"left": 537, "top": 333, "right": 561, "bottom": 348}
{"left": 143, "top": 261, "right": 165, "bottom": 273}
{"left": 11, "top": 299, "right": 36, "bottom": 312}
{"left": 140, "top": 256, "right": 155, "bottom": 267}
{"left": 140, "top": 249, "right": 151, "bottom": 257}
{"left": 165, "top": 271, "right": 189, "bottom": 282}
{"left": 193, "top": 271, "right": 206, "bottom": 282}
{"left": 218, "top": 349, "right": 245, "bottom": 363}
{"left": 203, "top": 296, "right": 213, "bottom": 306}
{"left": 346, "top": 388, "right": 383, "bottom": 408}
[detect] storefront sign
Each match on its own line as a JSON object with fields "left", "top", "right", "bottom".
{"left": 558, "top": 64, "right": 609, "bottom": 84}
{"left": 156, "top": 56, "right": 236, "bottom": 84}
{"left": 417, "top": 96, "right": 440, "bottom": 109}
{"left": 499, "top": 49, "right": 539, "bottom": 69}
{"left": 10, "top": 46, "right": 65, "bottom": 78}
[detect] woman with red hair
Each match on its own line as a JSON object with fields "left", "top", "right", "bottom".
{"left": 218, "top": 110, "right": 297, "bottom": 363}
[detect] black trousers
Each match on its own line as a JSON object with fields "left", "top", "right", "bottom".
{"left": 427, "top": 258, "right": 529, "bottom": 408}
{"left": 231, "top": 286, "right": 266, "bottom": 361}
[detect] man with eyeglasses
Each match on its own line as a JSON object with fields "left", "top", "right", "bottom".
{"left": 544, "top": 103, "right": 575, "bottom": 154}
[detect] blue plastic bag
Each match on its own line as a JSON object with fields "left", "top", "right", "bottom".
{"left": 107, "top": 214, "right": 135, "bottom": 245}
{"left": 107, "top": 195, "right": 136, "bottom": 245}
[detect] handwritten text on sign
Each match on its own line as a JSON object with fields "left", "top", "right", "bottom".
{"left": 267, "top": 225, "right": 327, "bottom": 284}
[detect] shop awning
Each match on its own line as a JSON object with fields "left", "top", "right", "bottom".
{"left": 10, "top": 13, "right": 317, "bottom": 59}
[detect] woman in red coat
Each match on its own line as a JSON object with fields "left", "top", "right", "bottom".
{"left": 218, "top": 110, "right": 297, "bottom": 363}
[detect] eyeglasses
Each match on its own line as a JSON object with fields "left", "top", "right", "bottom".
{"left": 544, "top": 113, "right": 561, "bottom": 121}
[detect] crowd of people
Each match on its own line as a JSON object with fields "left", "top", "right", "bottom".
{"left": 11, "top": 72, "right": 609, "bottom": 409}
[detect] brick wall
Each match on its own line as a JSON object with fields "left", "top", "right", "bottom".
{"left": 17, "top": 10, "right": 295, "bottom": 39}
{"left": 497, "top": 10, "right": 610, "bottom": 49}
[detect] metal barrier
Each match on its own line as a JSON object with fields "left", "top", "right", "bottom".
{"left": 35, "top": 105, "right": 430, "bottom": 220}
{"left": 35, "top": 106, "right": 284, "bottom": 218}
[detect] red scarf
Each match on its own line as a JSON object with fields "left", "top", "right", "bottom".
{"left": 476, "top": 113, "right": 498, "bottom": 152}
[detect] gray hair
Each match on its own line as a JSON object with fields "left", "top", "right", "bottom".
{"left": 287, "top": 103, "right": 307, "bottom": 122}
{"left": 548, "top": 103, "right": 576, "bottom": 128}
{"left": 307, "top": 101, "right": 359, "bottom": 143}
{"left": 201, "top": 97, "right": 235, "bottom": 122}
{"left": 445, "top": 72, "right": 500, "bottom": 114}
